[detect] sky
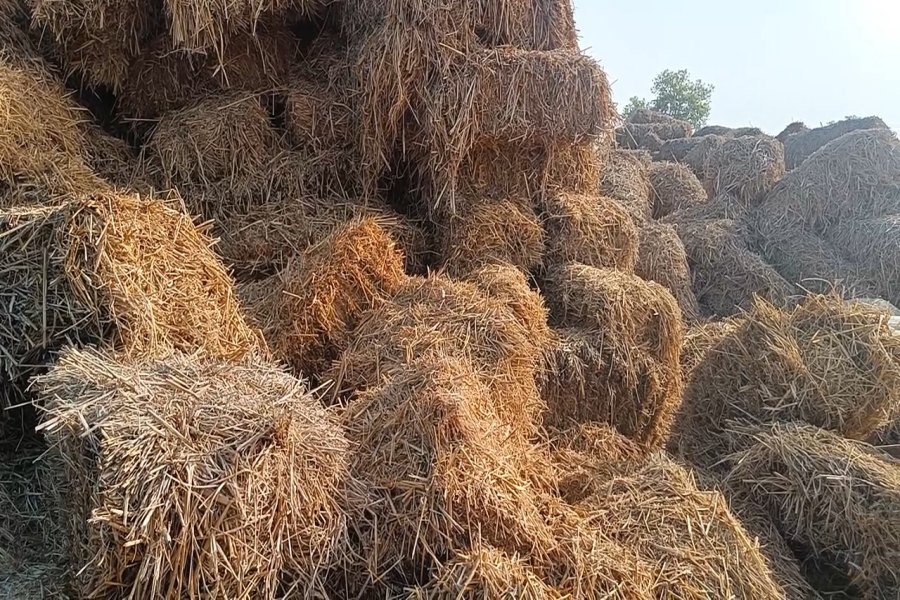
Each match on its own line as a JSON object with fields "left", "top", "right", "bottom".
{"left": 572, "top": 0, "right": 900, "bottom": 134}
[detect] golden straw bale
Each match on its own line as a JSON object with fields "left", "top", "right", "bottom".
{"left": 37, "top": 348, "right": 349, "bottom": 599}
{"left": 29, "top": 0, "right": 156, "bottom": 89}
{"left": 144, "top": 92, "right": 282, "bottom": 197}
{"left": 649, "top": 161, "right": 708, "bottom": 218}
{"left": 424, "top": 47, "right": 613, "bottom": 209}
{"left": 636, "top": 221, "right": 700, "bottom": 321}
{"left": 662, "top": 191, "right": 749, "bottom": 224}
{"left": 826, "top": 215, "right": 900, "bottom": 306}
{"left": 441, "top": 198, "right": 545, "bottom": 278}
{"left": 339, "top": 356, "right": 554, "bottom": 589}
{"left": 869, "top": 414, "right": 900, "bottom": 458}
{"left": 578, "top": 454, "right": 788, "bottom": 599}
{"left": 475, "top": 0, "right": 577, "bottom": 50}
{"left": 549, "top": 421, "right": 643, "bottom": 503}
{"left": 543, "top": 141, "right": 606, "bottom": 195}
{"left": 756, "top": 213, "right": 880, "bottom": 297}
{"left": 541, "top": 192, "right": 638, "bottom": 272}
{"left": 165, "top": 0, "right": 325, "bottom": 54}
{"left": 408, "top": 544, "right": 558, "bottom": 599}
{"left": 655, "top": 136, "right": 705, "bottom": 163}
{"left": 784, "top": 116, "right": 889, "bottom": 170}
{"left": 284, "top": 76, "right": 355, "bottom": 155}
{"left": 761, "top": 128, "right": 900, "bottom": 232}
{"left": 465, "top": 263, "right": 551, "bottom": 347}
{"left": 776, "top": 121, "right": 809, "bottom": 144}
{"left": 674, "top": 218, "right": 794, "bottom": 317}
{"left": 673, "top": 295, "right": 900, "bottom": 468}
{"left": 541, "top": 501, "right": 656, "bottom": 599}
{"left": 727, "top": 423, "right": 900, "bottom": 597}
{"left": 540, "top": 265, "right": 683, "bottom": 448}
{"left": 242, "top": 218, "right": 407, "bottom": 377}
{"left": 679, "top": 319, "right": 739, "bottom": 381}
{"left": 599, "top": 148, "right": 652, "bottom": 223}
{"left": 332, "top": 274, "right": 549, "bottom": 440}
{"left": 0, "top": 53, "right": 101, "bottom": 196}
{"left": 0, "top": 190, "right": 261, "bottom": 380}
{"left": 212, "top": 195, "right": 427, "bottom": 275}
{"left": 696, "top": 135, "right": 786, "bottom": 203}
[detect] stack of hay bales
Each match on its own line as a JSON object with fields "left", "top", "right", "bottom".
{"left": 783, "top": 116, "right": 889, "bottom": 170}
{"left": 756, "top": 127, "right": 900, "bottom": 303}
{"left": 648, "top": 161, "right": 708, "bottom": 218}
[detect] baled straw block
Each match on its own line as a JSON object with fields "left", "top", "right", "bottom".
{"left": 541, "top": 192, "right": 638, "bottom": 273}
{"left": 695, "top": 135, "right": 786, "bottom": 204}
{"left": 673, "top": 295, "right": 900, "bottom": 467}
{"left": 37, "top": 348, "right": 349, "bottom": 598}
{"left": 727, "top": 422, "right": 900, "bottom": 597}
{"left": 599, "top": 149, "right": 652, "bottom": 223}
{"left": 636, "top": 221, "right": 700, "bottom": 321}
{"left": 648, "top": 161, "right": 708, "bottom": 219}
{"left": 826, "top": 214, "right": 900, "bottom": 306}
{"left": 241, "top": 218, "right": 407, "bottom": 378}
{"left": 784, "top": 115, "right": 889, "bottom": 170}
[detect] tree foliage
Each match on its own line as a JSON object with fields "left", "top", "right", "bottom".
{"left": 624, "top": 69, "right": 714, "bottom": 128}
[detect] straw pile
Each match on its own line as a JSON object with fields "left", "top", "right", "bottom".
{"left": 654, "top": 136, "right": 704, "bottom": 162}
{"left": 540, "top": 264, "right": 683, "bottom": 448}
{"left": 540, "top": 192, "right": 638, "bottom": 272}
{"left": 36, "top": 348, "right": 350, "bottom": 598}
{"left": 440, "top": 197, "right": 545, "bottom": 277}
{"left": 576, "top": 454, "right": 788, "bottom": 599}
{"left": 727, "top": 423, "right": 900, "bottom": 598}
{"left": 465, "top": 263, "right": 551, "bottom": 345}
{"left": 673, "top": 295, "right": 900, "bottom": 467}
{"left": 784, "top": 116, "right": 889, "bottom": 169}
{"left": 599, "top": 148, "right": 652, "bottom": 223}
{"left": 776, "top": 121, "right": 809, "bottom": 143}
{"left": 649, "top": 161, "right": 708, "bottom": 218}
{"left": 694, "top": 125, "right": 765, "bottom": 138}
{"left": 826, "top": 215, "right": 900, "bottom": 306}
{"left": 0, "top": 190, "right": 261, "bottom": 381}
{"left": 693, "top": 135, "right": 786, "bottom": 203}
{"left": 635, "top": 221, "right": 700, "bottom": 321}
{"left": 617, "top": 121, "right": 691, "bottom": 152}
{"left": 242, "top": 218, "right": 407, "bottom": 377}
{"left": 674, "top": 218, "right": 794, "bottom": 317}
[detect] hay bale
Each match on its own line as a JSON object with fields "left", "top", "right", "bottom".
{"left": 37, "top": 348, "right": 349, "bottom": 598}
{"left": 662, "top": 191, "right": 749, "bottom": 224}
{"left": 599, "top": 149, "right": 652, "bottom": 223}
{"left": 408, "top": 544, "right": 557, "bottom": 599}
{"left": 654, "top": 136, "right": 704, "bottom": 162}
{"left": 144, "top": 92, "right": 283, "bottom": 207}
{"left": 726, "top": 423, "right": 900, "bottom": 597}
{"left": 617, "top": 121, "right": 691, "bottom": 150}
{"left": 674, "top": 218, "right": 794, "bottom": 317}
{"left": 577, "top": 454, "right": 788, "bottom": 599}
{"left": 0, "top": 53, "right": 100, "bottom": 196}
{"left": 332, "top": 274, "right": 550, "bottom": 441}
{"left": 465, "top": 263, "right": 551, "bottom": 346}
{"left": 762, "top": 128, "right": 900, "bottom": 233}
{"left": 776, "top": 121, "right": 809, "bottom": 144}
{"left": 756, "top": 214, "right": 880, "bottom": 297}
{"left": 679, "top": 319, "right": 739, "bottom": 381}
{"left": 0, "top": 191, "right": 261, "bottom": 380}
{"left": 696, "top": 135, "right": 786, "bottom": 204}
{"left": 0, "top": 444, "right": 68, "bottom": 597}
{"left": 784, "top": 116, "right": 889, "bottom": 169}
{"left": 826, "top": 215, "right": 900, "bottom": 306}
{"left": 549, "top": 422, "right": 642, "bottom": 503}
{"left": 424, "top": 48, "right": 613, "bottom": 209}
{"left": 673, "top": 295, "right": 900, "bottom": 467}
{"left": 682, "top": 133, "right": 726, "bottom": 175}
{"left": 541, "top": 192, "right": 638, "bottom": 272}
{"left": 540, "top": 265, "right": 683, "bottom": 448}
{"left": 212, "top": 195, "right": 428, "bottom": 275}
{"left": 474, "top": 0, "right": 577, "bottom": 50}
{"left": 635, "top": 221, "right": 700, "bottom": 321}
{"left": 441, "top": 198, "right": 545, "bottom": 277}
{"left": 242, "top": 218, "right": 407, "bottom": 377}
{"left": 627, "top": 108, "right": 688, "bottom": 127}
{"left": 649, "top": 161, "right": 708, "bottom": 218}
{"left": 693, "top": 125, "right": 734, "bottom": 137}
{"left": 339, "top": 356, "right": 554, "bottom": 589}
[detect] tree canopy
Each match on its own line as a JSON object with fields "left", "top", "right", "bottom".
{"left": 623, "top": 69, "right": 714, "bottom": 128}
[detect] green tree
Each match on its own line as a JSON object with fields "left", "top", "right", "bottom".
{"left": 626, "top": 69, "right": 714, "bottom": 128}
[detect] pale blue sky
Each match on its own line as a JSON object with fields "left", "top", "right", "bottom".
{"left": 573, "top": 0, "right": 900, "bottom": 133}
